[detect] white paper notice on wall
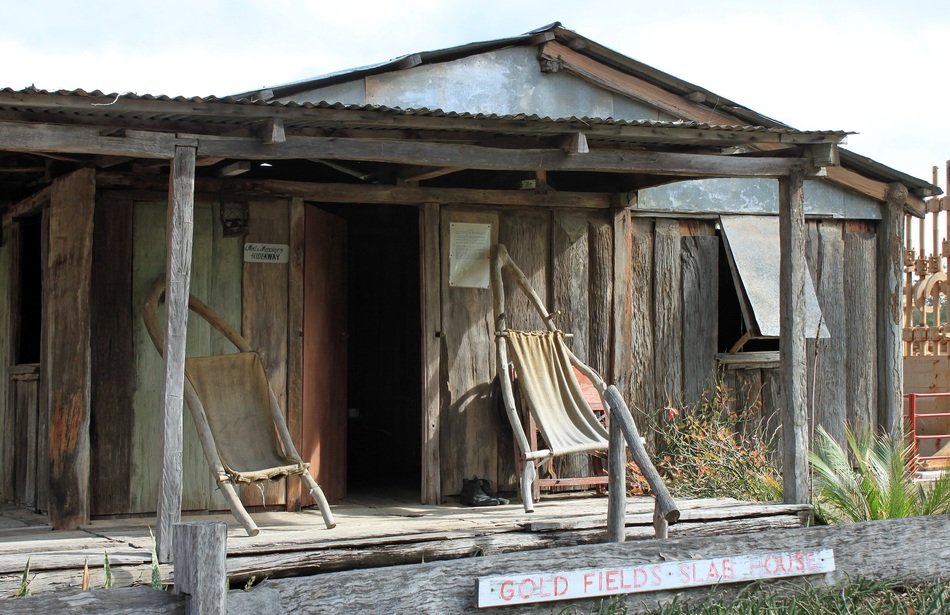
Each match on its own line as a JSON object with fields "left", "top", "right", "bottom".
{"left": 244, "top": 243, "right": 289, "bottom": 264}
{"left": 449, "top": 222, "right": 491, "bottom": 288}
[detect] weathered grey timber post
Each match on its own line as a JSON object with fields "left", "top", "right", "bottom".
{"left": 173, "top": 521, "right": 227, "bottom": 614}
{"left": 157, "top": 145, "right": 197, "bottom": 562}
{"left": 878, "top": 182, "right": 908, "bottom": 438}
{"left": 606, "top": 416, "right": 627, "bottom": 542}
{"left": 779, "top": 168, "right": 810, "bottom": 504}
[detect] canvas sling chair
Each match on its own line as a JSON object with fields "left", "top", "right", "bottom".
{"left": 491, "top": 244, "right": 678, "bottom": 537}
{"left": 143, "top": 278, "right": 335, "bottom": 536}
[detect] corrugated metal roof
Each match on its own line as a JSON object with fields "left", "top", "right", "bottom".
{"left": 225, "top": 22, "right": 936, "bottom": 196}
{"left": 0, "top": 87, "right": 851, "bottom": 139}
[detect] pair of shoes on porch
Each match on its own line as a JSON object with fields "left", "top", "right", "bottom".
{"left": 460, "top": 476, "right": 509, "bottom": 506}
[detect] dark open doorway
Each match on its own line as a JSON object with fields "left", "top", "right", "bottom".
{"left": 320, "top": 203, "right": 422, "bottom": 496}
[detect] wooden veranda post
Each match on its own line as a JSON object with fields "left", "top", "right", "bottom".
{"left": 878, "top": 182, "right": 907, "bottom": 437}
{"left": 779, "top": 168, "right": 810, "bottom": 504}
{"left": 46, "top": 168, "right": 96, "bottom": 529}
{"left": 157, "top": 145, "right": 197, "bottom": 563}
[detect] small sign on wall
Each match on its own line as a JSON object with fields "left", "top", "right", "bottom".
{"left": 449, "top": 222, "right": 491, "bottom": 288}
{"left": 476, "top": 548, "right": 835, "bottom": 608}
{"left": 244, "top": 243, "right": 289, "bottom": 264}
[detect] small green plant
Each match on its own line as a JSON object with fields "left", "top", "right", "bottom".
{"left": 148, "top": 527, "right": 162, "bottom": 590}
{"left": 650, "top": 383, "right": 782, "bottom": 502}
{"left": 810, "top": 425, "right": 950, "bottom": 523}
{"left": 243, "top": 576, "right": 257, "bottom": 591}
{"left": 15, "top": 556, "right": 31, "bottom": 597}
{"left": 103, "top": 551, "right": 113, "bottom": 589}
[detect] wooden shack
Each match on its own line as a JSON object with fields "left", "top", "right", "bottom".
{"left": 0, "top": 23, "right": 937, "bottom": 534}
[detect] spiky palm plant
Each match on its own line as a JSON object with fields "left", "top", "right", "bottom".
{"left": 809, "top": 425, "right": 950, "bottom": 523}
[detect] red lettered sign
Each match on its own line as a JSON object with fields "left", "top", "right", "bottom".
{"left": 476, "top": 548, "right": 835, "bottom": 608}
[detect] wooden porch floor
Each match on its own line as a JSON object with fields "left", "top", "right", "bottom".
{"left": 0, "top": 494, "right": 811, "bottom": 597}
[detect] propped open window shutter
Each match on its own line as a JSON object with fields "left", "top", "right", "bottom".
{"left": 720, "top": 215, "right": 829, "bottom": 341}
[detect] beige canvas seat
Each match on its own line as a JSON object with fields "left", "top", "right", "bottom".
{"left": 143, "top": 279, "right": 335, "bottom": 536}
{"left": 492, "top": 245, "right": 679, "bottom": 533}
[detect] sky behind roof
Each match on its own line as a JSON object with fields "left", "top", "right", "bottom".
{"left": 3, "top": 1, "right": 948, "bottom": 183}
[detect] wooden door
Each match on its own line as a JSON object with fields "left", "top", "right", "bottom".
{"left": 303, "top": 207, "right": 348, "bottom": 503}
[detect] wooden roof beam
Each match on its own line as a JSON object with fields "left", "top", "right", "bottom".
{"left": 0, "top": 121, "right": 179, "bottom": 158}
{"left": 398, "top": 165, "right": 465, "bottom": 183}
{"left": 194, "top": 134, "right": 819, "bottom": 179}
{"left": 97, "top": 171, "right": 614, "bottom": 208}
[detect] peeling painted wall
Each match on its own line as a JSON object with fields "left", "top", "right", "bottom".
{"left": 638, "top": 178, "right": 881, "bottom": 219}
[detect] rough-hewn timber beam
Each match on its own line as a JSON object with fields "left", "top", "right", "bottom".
{"left": 96, "top": 172, "right": 615, "bottom": 208}
{"left": 779, "top": 168, "right": 809, "bottom": 504}
{"left": 194, "top": 135, "right": 813, "bottom": 178}
{"left": 0, "top": 121, "right": 178, "bottom": 158}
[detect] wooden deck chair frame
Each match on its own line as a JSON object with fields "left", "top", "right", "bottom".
{"left": 492, "top": 245, "right": 679, "bottom": 536}
{"left": 491, "top": 245, "right": 612, "bottom": 513}
{"left": 143, "top": 278, "right": 335, "bottom": 536}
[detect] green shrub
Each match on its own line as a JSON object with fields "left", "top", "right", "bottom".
{"left": 810, "top": 425, "right": 950, "bottom": 523}
{"left": 648, "top": 384, "right": 782, "bottom": 502}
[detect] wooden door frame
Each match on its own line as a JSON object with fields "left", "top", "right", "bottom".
{"left": 420, "top": 202, "right": 441, "bottom": 504}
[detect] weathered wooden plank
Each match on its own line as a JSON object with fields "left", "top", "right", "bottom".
{"left": 0, "top": 586, "right": 185, "bottom": 614}
{"left": 552, "top": 212, "right": 591, "bottom": 484}
{"left": 681, "top": 232, "right": 718, "bottom": 405}
{"left": 197, "top": 134, "right": 813, "bottom": 177}
{"left": 46, "top": 168, "right": 96, "bottom": 530}
{"left": 156, "top": 146, "right": 196, "bottom": 562}
{"left": 653, "top": 219, "right": 682, "bottom": 419}
{"left": 285, "top": 198, "right": 305, "bottom": 511}
{"left": 811, "top": 222, "right": 846, "bottom": 447}
{"left": 13, "top": 376, "right": 38, "bottom": 507}
{"left": 130, "top": 201, "right": 168, "bottom": 514}
{"left": 845, "top": 230, "right": 878, "bottom": 435}
{"left": 241, "top": 201, "right": 290, "bottom": 508}
{"left": 628, "top": 218, "right": 655, "bottom": 449}
{"left": 878, "top": 184, "right": 907, "bottom": 437}
{"left": 97, "top": 172, "right": 614, "bottom": 209}
{"left": 179, "top": 206, "right": 213, "bottom": 513}
{"left": 588, "top": 214, "right": 613, "bottom": 379}
{"left": 760, "top": 368, "right": 784, "bottom": 464}
{"left": 778, "top": 170, "right": 809, "bottom": 505}
{"left": 441, "top": 209, "right": 498, "bottom": 496}
{"left": 421, "top": 203, "right": 442, "bottom": 504}
{"left": 172, "top": 522, "right": 227, "bottom": 615}
{"left": 35, "top": 211, "right": 49, "bottom": 515}
{"left": 206, "top": 203, "right": 244, "bottom": 512}
{"left": 90, "top": 197, "right": 134, "bottom": 515}
{"left": 261, "top": 514, "right": 950, "bottom": 614}
{"left": 0, "top": 229, "right": 13, "bottom": 502}
{"left": 0, "top": 122, "right": 178, "bottom": 159}
{"left": 499, "top": 210, "right": 549, "bottom": 492}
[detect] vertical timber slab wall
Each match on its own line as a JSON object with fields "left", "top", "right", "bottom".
{"left": 804, "top": 221, "right": 847, "bottom": 446}
{"left": 90, "top": 196, "right": 134, "bottom": 515}
{"left": 0, "top": 225, "right": 12, "bottom": 502}
{"left": 440, "top": 208, "right": 499, "bottom": 497}
{"left": 844, "top": 223, "right": 879, "bottom": 435}
{"left": 241, "top": 200, "right": 290, "bottom": 507}
{"left": 438, "top": 206, "right": 614, "bottom": 496}
{"left": 46, "top": 168, "right": 95, "bottom": 529}
{"left": 128, "top": 199, "right": 245, "bottom": 514}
